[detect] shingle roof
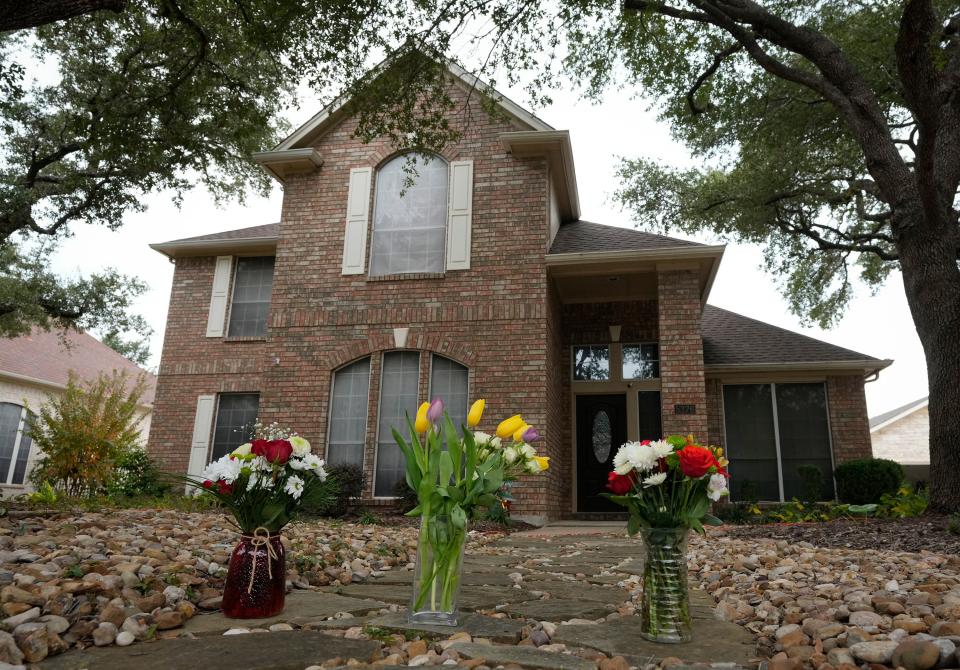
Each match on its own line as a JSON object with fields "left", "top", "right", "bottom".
{"left": 549, "top": 221, "right": 705, "bottom": 255}
{"left": 0, "top": 328, "right": 156, "bottom": 405}
{"left": 870, "top": 396, "right": 928, "bottom": 429}
{"left": 702, "top": 306, "right": 881, "bottom": 367}
{"left": 159, "top": 223, "right": 279, "bottom": 245}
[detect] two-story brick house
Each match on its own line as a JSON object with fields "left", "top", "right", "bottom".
{"left": 147, "top": 60, "right": 891, "bottom": 522}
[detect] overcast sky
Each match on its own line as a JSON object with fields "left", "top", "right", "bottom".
{"left": 45, "top": 69, "right": 927, "bottom": 420}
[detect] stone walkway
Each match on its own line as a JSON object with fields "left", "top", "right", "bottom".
{"left": 42, "top": 528, "right": 758, "bottom": 670}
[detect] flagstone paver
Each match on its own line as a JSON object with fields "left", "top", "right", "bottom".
{"left": 39, "top": 630, "right": 380, "bottom": 670}
{"left": 366, "top": 611, "right": 525, "bottom": 643}
{"left": 449, "top": 641, "right": 600, "bottom": 670}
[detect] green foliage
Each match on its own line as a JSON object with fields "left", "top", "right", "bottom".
{"left": 948, "top": 514, "right": 960, "bottom": 536}
{"left": 392, "top": 479, "right": 419, "bottom": 515}
{"left": 877, "top": 485, "right": 928, "bottom": 518}
{"left": 104, "top": 448, "right": 169, "bottom": 498}
{"left": 358, "top": 510, "right": 379, "bottom": 525}
{"left": 797, "top": 465, "right": 826, "bottom": 504}
{"left": 27, "top": 370, "right": 148, "bottom": 497}
{"left": 322, "top": 463, "right": 364, "bottom": 518}
{"left": 835, "top": 458, "right": 904, "bottom": 505}
{"left": 25, "top": 481, "right": 58, "bottom": 505}
{"left": 99, "top": 328, "right": 153, "bottom": 367}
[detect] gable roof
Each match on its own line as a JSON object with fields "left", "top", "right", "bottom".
{"left": 549, "top": 221, "right": 706, "bottom": 255}
{"left": 870, "top": 396, "right": 928, "bottom": 430}
{"left": 0, "top": 328, "right": 156, "bottom": 405}
{"left": 702, "top": 306, "right": 890, "bottom": 372}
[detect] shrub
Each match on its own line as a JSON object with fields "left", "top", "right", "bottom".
{"left": 834, "top": 458, "right": 903, "bottom": 504}
{"left": 878, "top": 484, "right": 928, "bottom": 518}
{"left": 322, "top": 462, "right": 364, "bottom": 517}
{"left": 105, "top": 448, "right": 169, "bottom": 497}
{"left": 797, "top": 464, "right": 825, "bottom": 503}
{"left": 28, "top": 371, "right": 148, "bottom": 497}
{"left": 393, "top": 479, "right": 419, "bottom": 515}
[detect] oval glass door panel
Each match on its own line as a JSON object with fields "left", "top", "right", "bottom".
{"left": 592, "top": 410, "right": 612, "bottom": 463}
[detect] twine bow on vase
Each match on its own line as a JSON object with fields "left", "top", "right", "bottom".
{"left": 246, "top": 526, "right": 279, "bottom": 594}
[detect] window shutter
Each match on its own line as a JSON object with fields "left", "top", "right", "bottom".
{"left": 446, "top": 159, "right": 474, "bottom": 270}
{"left": 205, "top": 256, "right": 233, "bottom": 337}
{"left": 186, "top": 395, "right": 216, "bottom": 491}
{"left": 342, "top": 167, "right": 373, "bottom": 274}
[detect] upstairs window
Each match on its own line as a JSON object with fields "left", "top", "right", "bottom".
{"left": 622, "top": 344, "right": 660, "bottom": 379}
{"left": 228, "top": 256, "right": 275, "bottom": 337}
{"left": 369, "top": 154, "right": 448, "bottom": 276}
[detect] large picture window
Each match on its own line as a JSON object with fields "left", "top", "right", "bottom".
{"left": 723, "top": 383, "right": 835, "bottom": 502}
{"left": 228, "top": 256, "right": 275, "bottom": 337}
{"left": 0, "top": 403, "right": 32, "bottom": 485}
{"left": 211, "top": 393, "right": 259, "bottom": 460}
{"left": 374, "top": 352, "right": 420, "bottom": 496}
{"left": 328, "top": 358, "right": 370, "bottom": 467}
{"left": 369, "top": 154, "right": 448, "bottom": 276}
{"left": 429, "top": 355, "right": 469, "bottom": 431}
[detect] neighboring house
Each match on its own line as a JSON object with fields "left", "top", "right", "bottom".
{"left": 147, "top": 57, "right": 891, "bottom": 522}
{"left": 870, "top": 396, "right": 929, "bottom": 465}
{"left": 0, "top": 328, "right": 156, "bottom": 493}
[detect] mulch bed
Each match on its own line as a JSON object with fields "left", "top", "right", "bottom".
{"left": 718, "top": 514, "right": 960, "bottom": 556}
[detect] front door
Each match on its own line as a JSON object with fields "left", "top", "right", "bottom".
{"left": 576, "top": 394, "right": 627, "bottom": 513}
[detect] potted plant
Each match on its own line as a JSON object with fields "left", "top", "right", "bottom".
{"left": 604, "top": 434, "right": 729, "bottom": 643}
{"left": 393, "top": 398, "right": 548, "bottom": 625}
{"left": 188, "top": 422, "right": 335, "bottom": 618}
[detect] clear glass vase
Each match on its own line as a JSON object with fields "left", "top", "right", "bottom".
{"left": 638, "top": 526, "right": 691, "bottom": 643}
{"left": 409, "top": 514, "right": 467, "bottom": 625}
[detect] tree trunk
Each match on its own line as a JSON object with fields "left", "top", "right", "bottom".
{"left": 895, "top": 204, "right": 960, "bottom": 513}
{"left": 0, "top": 0, "right": 124, "bottom": 32}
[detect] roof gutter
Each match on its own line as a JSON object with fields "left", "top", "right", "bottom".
{"left": 252, "top": 148, "right": 323, "bottom": 183}
{"left": 705, "top": 359, "right": 894, "bottom": 374}
{"left": 546, "top": 244, "right": 725, "bottom": 266}
{"left": 149, "top": 235, "right": 279, "bottom": 259}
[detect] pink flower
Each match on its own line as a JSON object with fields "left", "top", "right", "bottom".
{"left": 427, "top": 398, "right": 444, "bottom": 422}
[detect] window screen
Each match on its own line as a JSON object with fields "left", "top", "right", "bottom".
{"left": 776, "top": 383, "right": 835, "bottom": 500}
{"left": 623, "top": 344, "right": 660, "bottom": 379}
{"left": 328, "top": 358, "right": 370, "bottom": 467}
{"left": 430, "top": 355, "right": 469, "bottom": 433}
{"left": 228, "top": 257, "right": 275, "bottom": 337}
{"left": 374, "top": 352, "right": 420, "bottom": 496}
{"left": 369, "top": 154, "right": 448, "bottom": 276}
{"left": 722, "top": 384, "right": 780, "bottom": 501}
{"left": 211, "top": 393, "right": 259, "bottom": 460}
{"left": 573, "top": 345, "right": 610, "bottom": 381}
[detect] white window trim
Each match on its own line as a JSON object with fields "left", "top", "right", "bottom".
{"left": 2, "top": 405, "right": 29, "bottom": 486}
{"left": 371, "top": 350, "right": 421, "bottom": 500}
{"left": 325, "top": 357, "right": 372, "bottom": 470}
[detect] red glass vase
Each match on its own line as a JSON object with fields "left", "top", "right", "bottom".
{"left": 221, "top": 531, "right": 286, "bottom": 618}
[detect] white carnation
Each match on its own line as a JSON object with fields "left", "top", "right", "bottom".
{"left": 503, "top": 446, "right": 519, "bottom": 464}
{"left": 520, "top": 443, "right": 536, "bottom": 459}
{"left": 473, "top": 431, "right": 493, "bottom": 446}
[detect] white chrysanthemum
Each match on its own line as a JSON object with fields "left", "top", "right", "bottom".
{"left": 284, "top": 475, "right": 305, "bottom": 499}
{"left": 642, "top": 472, "right": 667, "bottom": 488}
{"left": 649, "top": 440, "right": 674, "bottom": 459}
{"left": 707, "top": 473, "right": 729, "bottom": 501}
{"left": 628, "top": 443, "right": 659, "bottom": 472}
{"left": 613, "top": 443, "right": 637, "bottom": 475}
{"left": 201, "top": 455, "right": 241, "bottom": 484}
{"left": 289, "top": 435, "right": 311, "bottom": 457}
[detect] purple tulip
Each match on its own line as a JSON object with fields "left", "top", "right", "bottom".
{"left": 427, "top": 397, "right": 445, "bottom": 422}
{"left": 522, "top": 427, "right": 541, "bottom": 442}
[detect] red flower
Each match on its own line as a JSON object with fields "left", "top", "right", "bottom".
{"left": 217, "top": 481, "right": 234, "bottom": 496}
{"left": 677, "top": 445, "right": 717, "bottom": 479}
{"left": 606, "top": 471, "right": 634, "bottom": 495}
{"left": 202, "top": 480, "right": 213, "bottom": 489}
{"left": 251, "top": 438, "right": 293, "bottom": 464}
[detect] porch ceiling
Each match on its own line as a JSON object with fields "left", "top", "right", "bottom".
{"left": 552, "top": 270, "right": 657, "bottom": 303}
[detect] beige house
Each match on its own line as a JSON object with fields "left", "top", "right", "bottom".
{"left": 0, "top": 328, "right": 155, "bottom": 493}
{"left": 870, "top": 396, "right": 929, "bottom": 465}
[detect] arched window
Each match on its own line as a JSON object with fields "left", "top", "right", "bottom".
{"left": 429, "top": 355, "right": 469, "bottom": 430}
{"left": 0, "top": 403, "right": 32, "bottom": 485}
{"left": 369, "top": 153, "right": 448, "bottom": 276}
{"left": 374, "top": 351, "right": 420, "bottom": 496}
{"left": 328, "top": 358, "right": 371, "bottom": 467}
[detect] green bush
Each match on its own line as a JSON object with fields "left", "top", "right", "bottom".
{"left": 392, "top": 479, "right": 419, "bottom": 514}
{"left": 797, "top": 464, "right": 825, "bottom": 503}
{"left": 877, "top": 484, "right": 928, "bottom": 518}
{"left": 322, "top": 463, "right": 364, "bottom": 517}
{"left": 105, "top": 448, "right": 169, "bottom": 497}
{"left": 834, "top": 458, "right": 903, "bottom": 504}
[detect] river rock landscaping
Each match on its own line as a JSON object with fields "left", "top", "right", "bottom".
{"left": 0, "top": 508, "right": 956, "bottom": 670}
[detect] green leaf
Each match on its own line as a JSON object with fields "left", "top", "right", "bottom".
{"left": 627, "top": 514, "right": 641, "bottom": 536}
{"left": 439, "top": 450, "right": 453, "bottom": 486}
{"left": 450, "top": 504, "right": 467, "bottom": 529}
{"left": 702, "top": 513, "right": 723, "bottom": 526}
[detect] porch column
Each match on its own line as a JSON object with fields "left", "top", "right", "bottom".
{"left": 656, "top": 265, "right": 709, "bottom": 439}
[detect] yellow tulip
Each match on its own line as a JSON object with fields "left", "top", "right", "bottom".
{"left": 414, "top": 402, "right": 431, "bottom": 433}
{"left": 534, "top": 456, "right": 550, "bottom": 471}
{"left": 467, "top": 399, "right": 485, "bottom": 427}
{"left": 496, "top": 415, "right": 524, "bottom": 440}
{"left": 512, "top": 423, "right": 530, "bottom": 443}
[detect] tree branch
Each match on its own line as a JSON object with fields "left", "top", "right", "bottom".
{"left": 686, "top": 43, "right": 742, "bottom": 114}
{"left": 0, "top": 0, "right": 125, "bottom": 31}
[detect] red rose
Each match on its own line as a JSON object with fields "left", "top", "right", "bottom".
{"left": 606, "top": 471, "right": 634, "bottom": 495}
{"left": 251, "top": 438, "right": 293, "bottom": 464}
{"left": 202, "top": 480, "right": 213, "bottom": 489}
{"left": 677, "top": 445, "right": 717, "bottom": 479}
{"left": 216, "top": 481, "right": 234, "bottom": 495}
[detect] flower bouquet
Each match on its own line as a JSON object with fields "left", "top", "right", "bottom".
{"left": 604, "top": 434, "right": 728, "bottom": 643}
{"left": 393, "top": 398, "right": 548, "bottom": 625}
{"left": 187, "top": 422, "right": 335, "bottom": 618}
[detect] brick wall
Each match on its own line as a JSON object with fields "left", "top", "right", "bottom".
{"left": 826, "top": 374, "right": 874, "bottom": 463}
{"left": 147, "top": 81, "right": 557, "bottom": 516}
{"left": 871, "top": 406, "right": 929, "bottom": 464}
{"left": 656, "top": 269, "right": 708, "bottom": 437}
{"left": 705, "top": 377, "right": 724, "bottom": 448}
